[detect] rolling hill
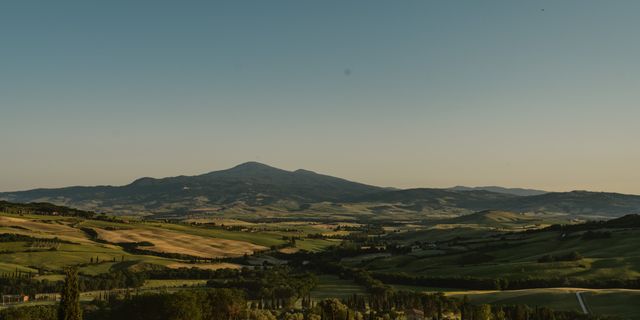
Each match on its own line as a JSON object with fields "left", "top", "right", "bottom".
{"left": 448, "top": 186, "right": 548, "bottom": 196}
{"left": 445, "top": 210, "right": 550, "bottom": 225}
{"left": 490, "top": 191, "right": 640, "bottom": 218}
{"left": 345, "top": 188, "right": 517, "bottom": 216}
{"left": 349, "top": 188, "right": 640, "bottom": 218}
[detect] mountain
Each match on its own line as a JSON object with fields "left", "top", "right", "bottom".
{"left": 2, "top": 163, "right": 640, "bottom": 218}
{"left": 0, "top": 162, "right": 383, "bottom": 215}
{"left": 489, "top": 190, "right": 640, "bottom": 217}
{"left": 448, "top": 186, "right": 547, "bottom": 196}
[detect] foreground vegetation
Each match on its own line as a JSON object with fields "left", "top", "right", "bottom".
{"left": 0, "top": 201, "right": 639, "bottom": 319}
{"left": 1, "top": 268, "right": 609, "bottom": 320}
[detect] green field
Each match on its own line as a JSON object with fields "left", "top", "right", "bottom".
{"left": 337, "top": 286, "right": 640, "bottom": 319}
{"left": 584, "top": 290, "right": 640, "bottom": 319}
{"left": 142, "top": 222, "right": 286, "bottom": 248}
{"left": 295, "top": 238, "right": 339, "bottom": 252}
{"left": 1, "top": 207, "right": 638, "bottom": 319}
{"left": 0, "top": 210, "right": 362, "bottom": 277}
{"left": 310, "top": 275, "right": 366, "bottom": 299}
{"left": 0, "top": 212, "right": 320, "bottom": 275}
{"left": 446, "top": 288, "right": 583, "bottom": 313}
{"left": 355, "top": 226, "right": 640, "bottom": 282}
{"left": 442, "top": 288, "right": 640, "bottom": 320}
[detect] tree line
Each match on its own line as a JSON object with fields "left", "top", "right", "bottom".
{"left": 0, "top": 201, "right": 99, "bottom": 219}
{"left": 371, "top": 271, "right": 640, "bottom": 290}
{"left": 0, "top": 270, "right": 146, "bottom": 296}
{"left": 1, "top": 264, "right": 617, "bottom": 320}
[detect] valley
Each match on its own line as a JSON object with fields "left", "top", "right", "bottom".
{"left": 1, "top": 197, "right": 639, "bottom": 319}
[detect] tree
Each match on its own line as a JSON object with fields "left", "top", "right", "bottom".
{"left": 58, "top": 267, "right": 81, "bottom": 320}
{"left": 282, "top": 312, "right": 304, "bottom": 320}
{"left": 493, "top": 306, "right": 506, "bottom": 320}
{"left": 460, "top": 295, "right": 471, "bottom": 320}
{"left": 202, "top": 288, "right": 247, "bottom": 320}
{"left": 247, "top": 309, "right": 277, "bottom": 320}
{"left": 0, "top": 305, "right": 56, "bottom": 320}
{"left": 474, "top": 305, "right": 492, "bottom": 320}
{"left": 317, "top": 299, "right": 348, "bottom": 320}
{"left": 163, "top": 291, "right": 202, "bottom": 320}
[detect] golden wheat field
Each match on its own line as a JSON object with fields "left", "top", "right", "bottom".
{"left": 93, "top": 227, "right": 266, "bottom": 258}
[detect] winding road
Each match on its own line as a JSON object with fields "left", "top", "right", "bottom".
{"left": 576, "top": 291, "right": 588, "bottom": 314}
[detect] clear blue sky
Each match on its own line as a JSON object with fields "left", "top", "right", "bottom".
{"left": 1, "top": 1, "right": 639, "bottom": 194}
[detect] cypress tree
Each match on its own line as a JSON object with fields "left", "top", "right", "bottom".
{"left": 58, "top": 267, "right": 82, "bottom": 320}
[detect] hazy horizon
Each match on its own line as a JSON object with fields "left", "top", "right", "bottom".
{"left": 2, "top": 160, "right": 637, "bottom": 196}
{"left": 2, "top": 1, "right": 639, "bottom": 194}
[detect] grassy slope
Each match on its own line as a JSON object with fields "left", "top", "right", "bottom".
{"left": 0, "top": 212, "right": 305, "bottom": 275}
{"left": 295, "top": 238, "right": 340, "bottom": 252}
{"left": 445, "top": 288, "right": 640, "bottom": 320}
{"left": 151, "top": 222, "right": 285, "bottom": 247}
{"left": 447, "top": 288, "right": 583, "bottom": 313}
{"left": 358, "top": 227, "right": 640, "bottom": 281}
{"left": 310, "top": 275, "right": 366, "bottom": 299}
{"left": 584, "top": 290, "right": 640, "bottom": 319}
{"left": 444, "top": 210, "right": 571, "bottom": 228}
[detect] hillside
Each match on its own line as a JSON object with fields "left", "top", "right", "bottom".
{"left": 353, "top": 212, "right": 640, "bottom": 286}
{"left": 443, "top": 210, "right": 568, "bottom": 228}
{"left": 0, "top": 200, "right": 338, "bottom": 275}
{"left": 490, "top": 191, "right": 640, "bottom": 218}
{"left": 350, "top": 188, "right": 640, "bottom": 218}
{"left": 448, "top": 186, "right": 548, "bottom": 196}
{"left": 345, "top": 188, "right": 517, "bottom": 218}
{"left": 0, "top": 162, "right": 383, "bottom": 215}
{"left": 2, "top": 163, "right": 640, "bottom": 218}
{"left": 1, "top": 200, "right": 638, "bottom": 319}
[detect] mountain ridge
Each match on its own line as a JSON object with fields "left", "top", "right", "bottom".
{"left": 1, "top": 162, "right": 640, "bottom": 218}
{"left": 0, "top": 162, "right": 384, "bottom": 214}
{"left": 448, "top": 186, "right": 548, "bottom": 196}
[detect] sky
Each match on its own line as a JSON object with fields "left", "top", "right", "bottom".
{"left": 1, "top": 1, "right": 639, "bottom": 194}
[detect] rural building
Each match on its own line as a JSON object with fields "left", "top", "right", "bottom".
{"left": 1, "top": 294, "right": 29, "bottom": 305}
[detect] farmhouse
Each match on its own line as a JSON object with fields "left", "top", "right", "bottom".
{"left": 1, "top": 294, "right": 29, "bottom": 305}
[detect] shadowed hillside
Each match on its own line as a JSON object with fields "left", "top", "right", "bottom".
{"left": 2, "top": 164, "right": 640, "bottom": 218}
{"left": 446, "top": 210, "right": 544, "bottom": 225}
{"left": 0, "top": 162, "right": 383, "bottom": 215}
{"left": 490, "top": 191, "right": 640, "bottom": 217}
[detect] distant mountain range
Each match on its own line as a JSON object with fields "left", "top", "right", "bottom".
{"left": 2, "top": 162, "right": 640, "bottom": 218}
{"left": 448, "top": 186, "right": 548, "bottom": 196}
